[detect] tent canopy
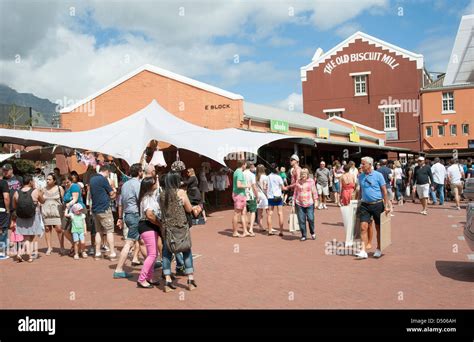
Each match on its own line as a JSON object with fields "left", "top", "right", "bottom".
{"left": 0, "top": 100, "right": 293, "bottom": 165}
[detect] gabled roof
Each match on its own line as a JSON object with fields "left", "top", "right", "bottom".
{"left": 327, "top": 116, "right": 386, "bottom": 135}
{"left": 243, "top": 102, "right": 377, "bottom": 141}
{"left": 300, "top": 31, "right": 424, "bottom": 81}
{"left": 444, "top": 14, "right": 474, "bottom": 86}
{"left": 60, "top": 64, "right": 244, "bottom": 113}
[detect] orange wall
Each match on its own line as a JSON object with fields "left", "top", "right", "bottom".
{"left": 421, "top": 87, "right": 474, "bottom": 151}
{"left": 61, "top": 70, "right": 244, "bottom": 131}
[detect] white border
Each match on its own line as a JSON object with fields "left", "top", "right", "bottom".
{"left": 349, "top": 71, "right": 372, "bottom": 76}
{"left": 323, "top": 108, "right": 346, "bottom": 113}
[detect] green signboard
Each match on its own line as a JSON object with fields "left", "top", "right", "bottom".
{"left": 270, "top": 119, "right": 289, "bottom": 132}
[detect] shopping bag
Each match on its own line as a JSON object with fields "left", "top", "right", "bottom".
{"left": 341, "top": 200, "right": 359, "bottom": 247}
{"left": 288, "top": 206, "right": 299, "bottom": 233}
{"left": 380, "top": 212, "right": 392, "bottom": 251}
{"left": 405, "top": 185, "right": 411, "bottom": 197}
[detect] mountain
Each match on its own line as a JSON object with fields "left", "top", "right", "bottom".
{"left": 0, "top": 84, "right": 57, "bottom": 126}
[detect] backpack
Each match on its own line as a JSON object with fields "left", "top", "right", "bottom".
{"left": 17, "top": 189, "right": 36, "bottom": 219}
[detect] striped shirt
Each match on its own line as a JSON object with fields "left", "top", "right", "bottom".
{"left": 294, "top": 178, "right": 318, "bottom": 208}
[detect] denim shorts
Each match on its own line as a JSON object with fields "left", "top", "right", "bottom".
{"left": 72, "top": 232, "right": 85, "bottom": 243}
{"left": 124, "top": 212, "right": 140, "bottom": 241}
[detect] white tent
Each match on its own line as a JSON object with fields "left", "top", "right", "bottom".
{"left": 0, "top": 100, "right": 292, "bottom": 165}
{"left": 0, "top": 153, "right": 14, "bottom": 163}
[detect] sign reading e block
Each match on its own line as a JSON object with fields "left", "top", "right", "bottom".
{"left": 270, "top": 120, "right": 289, "bottom": 132}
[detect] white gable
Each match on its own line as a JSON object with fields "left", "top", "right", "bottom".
{"left": 300, "top": 31, "right": 424, "bottom": 81}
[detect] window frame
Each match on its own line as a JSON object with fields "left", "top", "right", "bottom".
{"left": 354, "top": 75, "right": 367, "bottom": 96}
{"left": 425, "top": 126, "right": 433, "bottom": 137}
{"left": 438, "top": 125, "right": 445, "bottom": 136}
{"left": 442, "top": 92, "right": 455, "bottom": 113}
{"left": 383, "top": 107, "right": 397, "bottom": 131}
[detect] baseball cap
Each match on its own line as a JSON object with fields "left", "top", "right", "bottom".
{"left": 290, "top": 154, "right": 299, "bottom": 162}
{"left": 418, "top": 156, "right": 425, "bottom": 161}
{"left": 2, "top": 163, "right": 12, "bottom": 171}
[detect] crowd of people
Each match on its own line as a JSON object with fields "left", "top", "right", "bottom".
{"left": 0, "top": 161, "right": 203, "bottom": 292}
{"left": 230, "top": 154, "right": 473, "bottom": 258}
{"left": 0, "top": 153, "right": 471, "bottom": 272}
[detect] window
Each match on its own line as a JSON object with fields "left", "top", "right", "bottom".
{"left": 354, "top": 75, "right": 367, "bottom": 95}
{"left": 462, "top": 124, "right": 469, "bottom": 135}
{"left": 450, "top": 124, "right": 457, "bottom": 136}
{"left": 383, "top": 108, "right": 397, "bottom": 130}
{"left": 326, "top": 111, "right": 342, "bottom": 118}
{"left": 442, "top": 92, "right": 454, "bottom": 112}
{"left": 426, "top": 126, "right": 433, "bottom": 137}
{"left": 438, "top": 125, "right": 445, "bottom": 136}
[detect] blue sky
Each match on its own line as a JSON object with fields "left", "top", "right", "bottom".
{"left": 1, "top": 0, "right": 473, "bottom": 110}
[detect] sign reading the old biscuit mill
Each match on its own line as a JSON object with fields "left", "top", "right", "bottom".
{"left": 323, "top": 52, "right": 400, "bottom": 74}
{"left": 205, "top": 104, "right": 231, "bottom": 110}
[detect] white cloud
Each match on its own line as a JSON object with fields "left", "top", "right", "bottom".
{"left": 417, "top": 36, "right": 454, "bottom": 73}
{"left": 335, "top": 22, "right": 362, "bottom": 38}
{"left": 274, "top": 92, "right": 303, "bottom": 112}
{"left": 0, "top": 0, "right": 390, "bottom": 101}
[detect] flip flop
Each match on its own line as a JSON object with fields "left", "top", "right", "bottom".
{"left": 248, "top": 232, "right": 256, "bottom": 237}
{"left": 232, "top": 233, "right": 243, "bottom": 238}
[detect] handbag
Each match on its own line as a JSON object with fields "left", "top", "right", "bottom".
{"left": 162, "top": 199, "right": 192, "bottom": 254}
{"left": 288, "top": 206, "right": 299, "bottom": 233}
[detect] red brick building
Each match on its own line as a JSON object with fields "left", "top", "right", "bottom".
{"left": 301, "top": 31, "right": 431, "bottom": 154}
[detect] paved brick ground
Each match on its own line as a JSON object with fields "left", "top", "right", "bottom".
{"left": 1, "top": 201, "right": 473, "bottom": 309}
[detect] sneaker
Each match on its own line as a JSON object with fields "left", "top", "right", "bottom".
{"left": 74, "top": 254, "right": 79, "bottom": 260}
{"left": 373, "top": 249, "right": 382, "bottom": 258}
{"left": 113, "top": 271, "right": 133, "bottom": 279}
{"left": 94, "top": 253, "right": 102, "bottom": 260}
{"left": 154, "top": 260, "right": 163, "bottom": 269}
{"left": 456, "top": 206, "right": 461, "bottom": 210}
{"left": 88, "top": 248, "right": 95, "bottom": 256}
{"left": 311, "top": 234, "right": 316, "bottom": 240}
{"left": 0, "top": 255, "right": 10, "bottom": 260}
{"left": 318, "top": 204, "right": 323, "bottom": 210}
{"left": 355, "top": 251, "right": 368, "bottom": 259}
{"left": 323, "top": 204, "right": 328, "bottom": 209}
{"left": 422, "top": 211, "right": 428, "bottom": 215}
{"left": 81, "top": 252, "right": 88, "bottom": 259}
{"left": 101, "top": 245, "right": 110, "bottom": 252}
{"left": 300, "top": 237, "right": 306, "bottom": 241}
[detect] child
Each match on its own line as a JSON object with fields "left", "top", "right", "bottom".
{"left": 65, "top": 203, "right": 87, "bottom": 260}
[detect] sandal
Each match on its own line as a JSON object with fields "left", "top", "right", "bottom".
{"left": 45, "top": 249, "right": 52, "bottom": 256}
{"left": 248, "top": 232, "right": 256, "bottom": 237}
{"left": 131, "top": 261, "right": 143, "bottom": 266}
{"left": 232, "top": 233, "right": 242, "bottom": 238}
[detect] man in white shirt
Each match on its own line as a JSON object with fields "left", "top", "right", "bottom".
{"left": 243, "top": 162, "right": 259, "bottom": 236}
{"left": 447, "top": 159, "right": 465, "bottom": 210}
{"left": 430, "top": 158, "right": 447, "bottom": 206}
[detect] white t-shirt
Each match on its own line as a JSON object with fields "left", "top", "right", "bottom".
{"left": 447, "top": 164, "right": 463, "bottom": 184}
{"left": 257, "top": 174, "right": 268, "bottom": 199}
{"left": 267, "top": 173, "right": 283, "bottom": 198}
{"left": 140, "top": 193, "right": 161, "bottom": 220}
{"left": 243, "top": 169, "right": 256, "bottom": 200}
{"left": 431, "top": 163, "right": 447, "bottom": 185}
{"left": 394, "top": 167, "right": 404, "bottom": 181}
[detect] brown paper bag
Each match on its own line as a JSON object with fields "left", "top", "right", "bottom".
{"left": 380, "top": 212, "right": 392, "bottom": 251}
